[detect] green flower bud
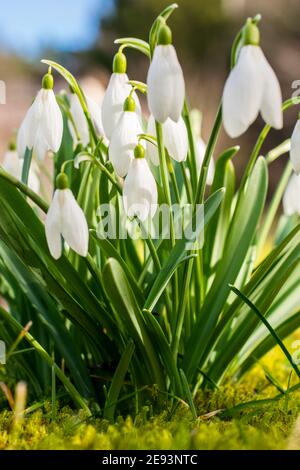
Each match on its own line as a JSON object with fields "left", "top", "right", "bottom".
{"left": 243, "top": 18, "right": 260, "bottom": 46}
{"left": 113, "top": 51, "right": 127, "bottom": 74}
{"left": 9, "top": 141, "right": 16, "bottom": 151}
{"left": 42, "top": 72, "right": 54, "bottom": 90}
{"left": 105, "top": 161, "right": 114, "bottom": 173}
{"left": 56, "top": 172, "right": 69, "bottom": 190}
{"left": 134, "top": 144, "right": 145, "bottom": 159}
{"left": 158, "top": 24, "right": 172, "bottom": 46}
{"left": 123, "top": 95, "right": 136, "bottom": 112}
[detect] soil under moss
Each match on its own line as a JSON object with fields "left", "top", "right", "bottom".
{"left": 1, "top": 339, "right": 300, "bottom": 450}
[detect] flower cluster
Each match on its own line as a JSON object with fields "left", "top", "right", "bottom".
{"left": 2, "top": 14, "right": 300, "bottom": 261}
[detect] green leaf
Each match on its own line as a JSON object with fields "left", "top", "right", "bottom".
{"left": 183, "top": 157, "right": 268, "bottom": 378}
{"left": 102, "top": 258, "right": 165, "bottom": 389}
{"left": 90, "top": 230, "right": 144, "bottom": 305}
{"left": 104, "top": 340, "right": 135, "bottom": 421}
{"left": 0, "top": 243, "right": 95, "bottom": 398}
{"left": 229, "top": 284, "right": 300, "bottom": 379}
{"left": 0, "top": 305, "right": 92, "bottom": 415}
{"left": 205, "top": 146, "right": 237, "bottom": 271}
{"left": 144, "top": 188, "right": 224, "bottom": 311}
{"left": 180, "top": 369, "right": 197, "bottom": 419}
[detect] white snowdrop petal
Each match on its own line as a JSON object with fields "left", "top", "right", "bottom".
{"left": 290, "top": 120, "right": 300, "bottom": 174}
{"left": 146, "top": 115, "right": 160, "bottom": 166}
{"left": 102, "top": 73, "right": 141, "bottom": 139}
{"left": 283, "top": 173, "right": 300, "bottom": 216}
{"left": 123, "top": 159, "right": 157, "bottom": 221}
{"left": 60, "top": 189, "right": 89, "bottom": 257}
{"left": 86, "top": 96, "right": 105, "bottom": 138}
{"left": 17, "top": 116, "right": 30, "bottom": 159}
{"left": 27, "top": 90, "right": 46, "bottom": 149}
{"left": 257, "top": 48, "right": 283, "bottom": 129}
{"left": 2, "top": 151, "right": 23, "bottom": 179}
{"left": 222, "top": 45, "right": 263, "bottom": 138}
{"left": 69, "top": 94, "right": 90, "bottom": 146}
{"left": 109, "top": 111, "right": 143, "bottom": 177}
{"left": 33, "top": 130, "right": 49, "bottom": 161}
{"left": 45, "top": 190, "right": 62, "bottom": 260}
{"left": 165, "top": 46, "right": 185, "bottom": 122}
{"left": 164, "top": 117, "right": 188, "bottom": 162}
{"left": 41, "top": 90, "right": 63, "bottom": 152}
{"left": 2, "top": 150, "right": 40, "bottom": 193}
{"left": 147, "top": 46, "right": 175, "bottom": 123}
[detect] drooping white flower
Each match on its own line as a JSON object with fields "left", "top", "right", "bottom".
{"left": 123, "top": 145, "right": 157, "bottom": 221}
{"left": 222, "top": 21, "right": 282, "bottom": 138}
{"left": 101, "top": 51, "right": 141, "bottom": 139}
{"left": 146, "top": 114, "right": 188, "bottom": 165}
{"left": 290, "top": 120, "right": 300, "bottom": 174}
{"left": 69, "top": 92, "right": 105, "bottom": 147}
{"left": 2, "top": 148, "right": 40, "bottom": 193}
{"left": 283, "top": 172, "right": 300, "bottom": 216}
{"left": 109, "top": 96, "right": 143, "bottom": 177}
{"left": 45, "top": 174, "right": 89, "bottom": 260}
{"left": 147, "top": 25, "right": 185, "bottom": 123}
{"left": 17, "top": 72, "right": 63, "bottom": 160}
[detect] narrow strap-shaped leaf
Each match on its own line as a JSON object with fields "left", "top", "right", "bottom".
{"left": 144, "top": 188, "right": 224, "bottom": 310}
{"left": 0, "top": 305, "right": 92, "bottom": 415}
{"left": 229, "top": 284, "right": 300, "bottom": 379}
{"left": 183, "top": 157, "right": 268, "bottom": 378}
{"left": 104, "top": 340, "right": 135, "bottom": 421}
{"left": 180, "top": 369, "right": 197, "bottom": 419}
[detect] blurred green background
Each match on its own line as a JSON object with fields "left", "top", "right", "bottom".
{"left": 1, "top": 0, "right": 300, "bottom": 191}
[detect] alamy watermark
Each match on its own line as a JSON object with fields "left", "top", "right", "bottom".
{"left": 96, "top": 202, "right": 205, "bottom": 249}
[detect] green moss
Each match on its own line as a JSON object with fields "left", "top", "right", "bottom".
{"left": 1, "top": 389, "right": 300, "bottom": 450}
{"left": 1, "top": 340, "right": 300, "bottom": 450}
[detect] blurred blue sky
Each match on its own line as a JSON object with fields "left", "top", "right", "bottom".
{"left": 0, "top": 0, "right": 113, "bottom": 56}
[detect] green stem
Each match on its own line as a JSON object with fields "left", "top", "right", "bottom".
{"left": 169, "top": 166, "right": 181, "bottom": 205}
{"left": 180, "top": 163, "right": 193, "bottom": 204}
{"left": 0, "top": 168, "right": 49, "bottom": 213}
{"left": 240, "top": 97, "right": 300, "bottom": 192}
{"left": 155, "top": 121, "right": 174, "bottom": 236}
{"left": 172, "top": 260, "right": 194, "bottom": 358}
{"left": 93, "top": 159, "right": 122, "bottom": 194}
{"left": 257, "top": 161, "right": 292, "bottom": 259}
{"left": 155, "top": 120, "right": 178, "bottom": 317}
{"left": 194, "top": 103, "right": 223, "bottom": 206}
{"left": 183, "top": 100, "right": 198, "bottom": 192}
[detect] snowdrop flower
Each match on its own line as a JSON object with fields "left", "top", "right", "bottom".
{"left": 101, "top": 51, "right": 141, "bottom": 139}
{"left": 109, "top": 95, "right": 143, "bottom": 177}
{"left": 283, "top": 173, "right": 300, "bottom": 216}
{"left": 17, "top": 71, "right": 63, "bottom": 160}
{"left": 147, "top": 24, "right": 185, "bottom": 123}
{"left": 290, "top": 119, "right": 300, "bottom": 174}
{"left": 222, "top": 19, "right": 282, "bottom": 138}
{"left": 45, "top": 173, "right": 89, "bottom": 260}
{"left": 2, "top": 144, "right": 40, "bottom": 193}
{"left": 69, "top": 91, "right": 105, "bottom": 147}
{"left": 123, "top": 144, "right": 157, "bottom": 221}
{"left": 146, "top": 114, "right": 188, "bottom": 165}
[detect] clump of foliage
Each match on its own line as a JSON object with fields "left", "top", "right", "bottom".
{"left": 1, "top": 4, "right": 300, "bottom": 424}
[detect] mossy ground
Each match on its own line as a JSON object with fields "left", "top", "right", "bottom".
{"left": 1, "top": 336, "right": 300, "bottom": 450}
